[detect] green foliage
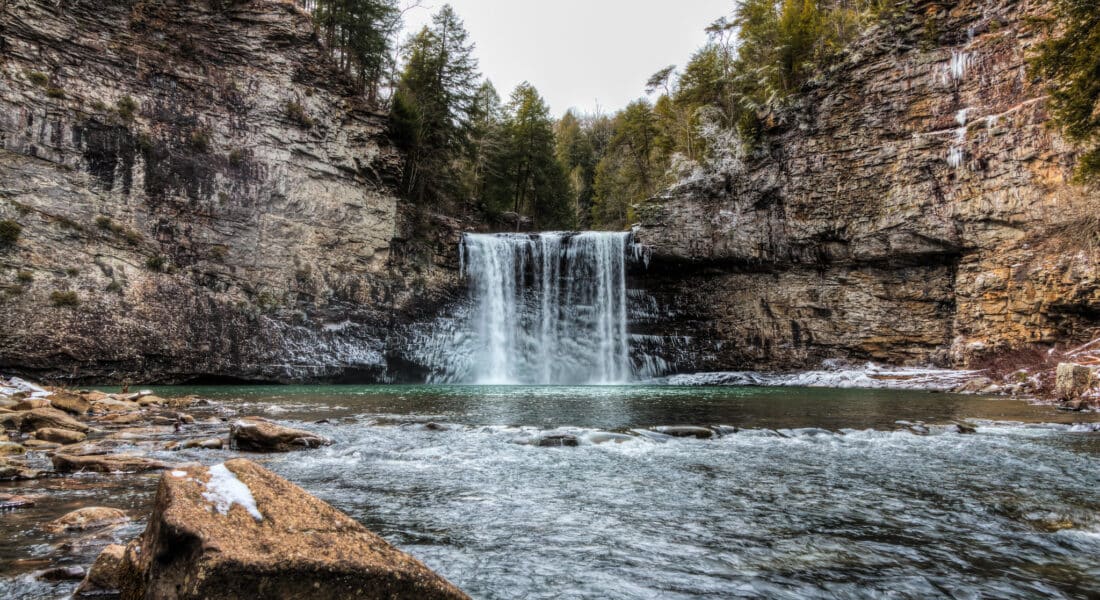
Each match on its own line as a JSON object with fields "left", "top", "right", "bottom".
{"left": 65, "top": 267, "right": 79, "bottom": 277}
{"left": 391, "top": 5, "right": 480, "bottom": 206}
{"left": 16, "top": 270, "right": 33, "bottom": 284}
{"left": 0, "top": 220, "right": 21, "bottom": 247}
{"left": 49, "top": 291, "right": 80, "bottom": 307}
{"left": 480, "top": 83, "right": 573, "bottom": 228}
{"left": 1032, "top": 0, "right": 1100, "bottom": 182}
{"left": 95, "top": 216, "right": 143, "bottom": 245}
{"left": 45, "top": 87, "right": 65, "bottom": 99}
{"left": 189, "top": 128, "right": 211, "bottom": 152}
{"left": 228, "top": 148, "right": 245, "bottom": 166}
{"left": 26, "top": 71, "right": 48, "bottom": 87}
{"left": 590, "top": 100, "right": 664, "bottom": 229}
{"left": 285, "top": 101, "right": 314, "bottom": 128}
{"left": 303, "top": 0, "right": 400, "bottom": 103}
{"left": 145, "top": 255, "right": 167, "bottom": 271}
{"left": 116, "top": 96, "right": 139, "bottom": 121}
{"left": 106, "top": 280, "right": 124, "bottom": 294}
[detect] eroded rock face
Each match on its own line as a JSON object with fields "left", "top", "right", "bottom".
{"left": 0, "top": 0, "right": 461, "bottom": 384}
{"left": 634, "top": 0, "right": 1099, "bottom": 371}
{"left": 118, "top": 459, "right": 468, "bottom": 599}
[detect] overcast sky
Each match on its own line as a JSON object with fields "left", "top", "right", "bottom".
{"left": 401, "top": 0, "right": 732, "bottom": 117}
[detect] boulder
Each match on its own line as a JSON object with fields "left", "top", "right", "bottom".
{"left": 74, "top": 544, "right": 126, "bottom": 597}
{"left": 91, "top": 399, "right": 141, "bottom": 415}
{"left": 229, "top": 417, "right": 331, "bottom": 452}
{"left": 14, "top": 398, "right": 52, "bottom": 410}
{"left": 0, "top": 411, "right": 23, "bottom": 430}
{"left": 46, "top": 507, "right": 129, "bottom": 533}
{"left": 118, "top": 460, "right": 468, "bottom": 599}
{"left": 48, "top": 392, "right": 92, "bottom": 415}
{"left": 0, "top": 441, "right": 26, "bottom": 455}
{"left": 136, "top": 395, "right": 168, "bottom": 407}
{"left": 0, "top": 493, "right": 36, "bottom": 509}
{"left": 23, "top": 439, "right": 61, "bottom": 450}
{"left": 19, "top": 408, "right": 91, "bottom": 433}
{"left": 182, "top": 437, "right": 225, "bottom": 450}
{"left": 51, "top": 453, "right": 168, "bottom": 473}
{"left": 1055, "top": 363, "right": 1094, "bottom": 400}
{"left": 35, "top": 427, "right": 87, "bottom": 445}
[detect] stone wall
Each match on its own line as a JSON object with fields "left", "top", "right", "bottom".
{"left": 635, "top": 0, "right": 1099, "bottom": 371}
{"left": 0, "top": 0, "right": 460, "bottom": 383}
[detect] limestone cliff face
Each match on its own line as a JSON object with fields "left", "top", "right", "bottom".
{"left": 0, "top": 0, "right": 459, "bottom": 383}
{"left": 635, "top": 0, "right": 1099, "bottom": 371}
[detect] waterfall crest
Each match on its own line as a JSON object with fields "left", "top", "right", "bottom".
{"left": 429, "top": 232, "right": 635, "bottom": 385}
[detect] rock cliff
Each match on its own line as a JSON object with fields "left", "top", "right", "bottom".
{"left": 0, "top": 0, "right": 460, "bottom": 383}
{"left": 634, "top": 0, "right": 1099, "bottom": 372}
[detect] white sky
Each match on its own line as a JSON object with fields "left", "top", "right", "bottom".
{"left": 401, "top": 0, "right": 732, "bottom": 117}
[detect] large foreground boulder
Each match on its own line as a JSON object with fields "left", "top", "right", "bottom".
{"left": 74, "top": 544, "right": 126, "bottom": 597}
{"left": 118, "top": 459, "right": 468, "bottom": 599}
{"left": 229, "top": 417, "right": 331, "bottom": 452}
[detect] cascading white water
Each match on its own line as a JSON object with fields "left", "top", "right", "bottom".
{"left": 432, "top": 231, "right": 634, "bottom": 385}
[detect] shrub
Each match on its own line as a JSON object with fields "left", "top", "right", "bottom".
{"left": 16, "top": 270, "right": 33, "bottom": 284}
{"left": 49, "top": 291, "right": 80, "bottom": 307}
{"left": 45, "top": 87, "right": 65, "bottom": 99}
{"left": 116, "top": 96, "right": 139, "bottom": 121}
{"left": 189, "top": 128, "right": 211, "bottom": 152}
{"left": 0, "top": 220, "right": 21, "bottom": 247}
{"left": 95, "top": 215, "right": 113, "bottom": 229}
{"left": 26, "top": 71, "right": 48, "bottom": 87}
{"left": 285, "top": 101, "right": 314, "bottom": 128}
{"left": 145, "top": 255, "right": 166, "bottom": 271}
{"left": 65, "top": 267, "right": 79, "bottom": 277}
{"left": 228, "top": 148, "right": 244, "bottom": 166}
{"left": 106, "top": 280, "right": 124, "bottom": 293}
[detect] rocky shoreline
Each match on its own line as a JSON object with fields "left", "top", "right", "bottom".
{"left": 0, "top": 376, "right": 468, "bottom": 599}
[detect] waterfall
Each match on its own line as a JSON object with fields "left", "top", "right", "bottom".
{"left": 430, "top": 232, "right": 634, "bottom": 385}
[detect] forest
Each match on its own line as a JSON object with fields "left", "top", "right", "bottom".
{"left": 297, "top": 0, "right": 1096, "bottom": 229}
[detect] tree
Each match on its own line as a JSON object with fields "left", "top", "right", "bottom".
{"left": 462, "top": 80, "right": 505, "bottom": 202}
{"left": 590, "top": 100, "right": 664, "bottom": 229}
{"left": 390, "top": 4, "right": 480, "bottom": 205}
{"left": 482, "top": 83, "right": 572, "bottom": 228}
{"left": 303, "top": 0, "right": 401, "bottom": 102}
{"left": 1032, "top": 0, "right": 1100, "bottom": 182}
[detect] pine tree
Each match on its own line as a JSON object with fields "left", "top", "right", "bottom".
{"left": 391, "top": 4, "right": 481, "bottom": 205}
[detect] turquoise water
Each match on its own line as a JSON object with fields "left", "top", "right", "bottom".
{"left": 3, "top": 385, "right": 1099, "bottom": 599}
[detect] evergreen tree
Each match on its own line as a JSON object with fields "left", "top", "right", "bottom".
{"left": 484, "top": 83, "right": 572, "bottom": 228}
{"left": 1033, "top": 0, "right": 1100, "bottom": 181}
{"left": 391, "top": 4, "right": 480, "bottom": 205}
{"left": 303, "top": 0, "right": 400, "bottom": 102}
{"left": 590, "top": 100, "right": 663, "bottom": 229}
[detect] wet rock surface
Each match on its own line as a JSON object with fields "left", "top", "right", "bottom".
{"left": 118, "top": 460, "right": 469, "bottom": 600}
{"left": 229, "top": 417, "right": 331, "bottom": 452}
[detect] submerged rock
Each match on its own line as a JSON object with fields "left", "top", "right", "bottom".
{"left": 38, "top": 565, "right": 86, "bottom": 581}
{"left": 653, "top": 426, "right": 714, "bottom": 439}
{"left": 118, "top": 460, "right": 469, "bottom": 599}
{"left": 0, "top": 493, "right": 36, "bottom": 510}
{"left": 74, "top": 544, "right": 125, "bottom": 598}
{"left": 535, "top": 434, "right": 579, "bottom": 447}
{"left": 51, "top": 453, "right": 168, "bottom": 473}
{"left": 229, "top": 417, "right": 331, "bottom": 452}
{"left": 46, "top": 507, "right": 129, "bottom": 533}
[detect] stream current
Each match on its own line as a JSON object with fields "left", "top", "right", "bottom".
{"left": 2, "top": 385, "right": 1099, "bottom": 599}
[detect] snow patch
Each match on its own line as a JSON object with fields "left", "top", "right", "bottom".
{"left": 655, "top": 363, "right": 979, "bottom": 391}
{"left": 202, "top": 463, "right": 262, "bottom": 521}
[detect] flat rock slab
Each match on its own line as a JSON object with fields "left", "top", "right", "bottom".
{"left": 35, "top": 427, "right": 87, "bottom": 444}
{"left": 119, "top": 459, "right": 468, "bottom": 600}
{"left": 229, "top": 417, "right": 331, "bottom": 452}
{"left": 19, "top": 408, "right": 91, "bottom": 433}
{"left": 52, "top": 453, "right": 169, "bottom": 473}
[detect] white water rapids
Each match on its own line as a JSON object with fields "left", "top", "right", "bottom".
{"left": 428, "top": 232, "right": 636, "bottom": 385}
